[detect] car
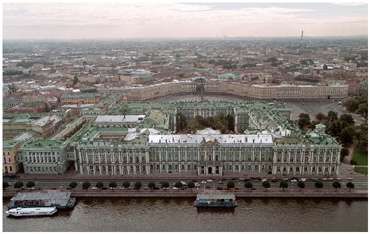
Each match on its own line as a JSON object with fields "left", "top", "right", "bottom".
{"left": 262, "top": 178, "right": 267, "bottom": 182}
{"left": 180, "top": 181, "right": 187, "bottom": 186}
{"left": 172, "top": 187, "right": 179, "bottom": 190}
{"left": 201, "top": 180, "right": 207, "bottom": 184}
{"left": 218, "top": 181, "right": 223, "bottom": 184}
{"left": 3, "top": 174, "right": 17, "bottom": 179}
{"left": 194, "top": 183, "right": 200, "bottom": 187}
{"left": 290, "top": 179, "right": 297, "bottom": 183}
{"left": 206, "top": 179, "right": 213, "bottom": 182}
{"left": 91, "top": 186, "right": 98, "bottom": 190}
{"left": 216, "top": 187, "right": 223, "bottom": 190}
{"left": 300, "top": 178, "right": 306, "bottom": 182}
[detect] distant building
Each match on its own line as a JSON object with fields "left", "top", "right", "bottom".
{"left": 61, "top": 92, "right": 100, "bottom": 105}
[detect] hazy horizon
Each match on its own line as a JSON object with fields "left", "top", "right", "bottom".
{"left": 4, "top": 1, "right": 368, "bottom": 40}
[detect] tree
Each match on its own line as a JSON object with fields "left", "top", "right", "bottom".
{"left": 14, "top": 181, "right": 24, "bottom": 189}
{"left": 332, "top": 181, "right": 341, "bottom": 191}
{"left": 315, "top": 181, "right": 323, "bottom": 190}
{"left": 340, "top": 114, "right": 355, "bottom": 126}
{"left": 297, "top": 181, "right": 305, "bottom": 190}
{"left": 161, "top": 181, "right": 169, "bottom": 188}
{"left": 73, "top": 75, "right": 79, "bottom": 86}
{"left": 120, "top": 104, "right": 129, "bottom": 117}
{"left": 298, "top": 113, "right": 311, "bottom": 130}
{"left": 69, "top": 182, "right": 78, "bottom": 189}
{"left": 316, "top": 113, "right": 327, "bottom": 122}
{"left": 340, "top": 148, "right": 349, "bottom": 162}
{"left": 326, "top": 120, "right": 343, "bottom": 137}
{"left": 346, "top": 182, "right": 355, "bottom": 191}
{"left": 357, "top": 103, "right": 367, "bottom": 118}
{"left": 356, "top": 124, "right": 368, "bottom": 153}
{"left": 339, "top": 126, "right": 355, "bottom": 146}
{"left": 26, "top": 181, "right": 35, "bottom": 188}
{"left": 227, "top": 181, "right": 235, "bottom": 189}
{"left": 109, "top": 182, "right": 117, "bottom": 188}
{"left": 3, "top": 182, "right": 9, "bottom": 189}
{"left": 279, "top": 181, "right": 289, "bottom": 191}
{"left": 96, "top": 182, "right": 104, "bottom": 189}
{"left": 188, "top": 182, "right": 195, "bottom": 188}
{"left": 176, "top": 113, "right": 188, "bottom": 133}
{"left": 226, "top": 114, "right": 235, "bottom": 132}
{"left": 344, "top": 99, "right": 360, "bottom": 112}
{"left": 327, "top": 111, "right": 338, "bottom": 122}
{"left": 245, "top": 181, "right": 253, "bottom": 189}
{"left": 134, "top": 182, "right": 142, "bottom": 190}
{"left": 82, "top": 182, "right": 91, "bottom": 190}
{"left": 122, "top": 182, "right": 130, "bottom": 189}
{"left": 148, "top": 182, "right": 156, "bottom": 190}
{"left": 262, "top": 181, "right": 271, "bottom": 191}
{"left": 174, "top": 182, "right": 183, "bottom": 188}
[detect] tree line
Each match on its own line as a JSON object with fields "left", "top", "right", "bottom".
{"left": 176, "top": 113, "right": 235, "bottom": 134}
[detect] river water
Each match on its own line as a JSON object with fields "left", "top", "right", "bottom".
{"left": 3, "top": 198, "right": 367, "bottom": 232}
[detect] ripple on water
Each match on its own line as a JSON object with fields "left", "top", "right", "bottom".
{"left": 3, "top": 198, "right": 368, "bottom": 232}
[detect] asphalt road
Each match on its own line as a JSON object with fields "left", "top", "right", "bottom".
{"left": 4, "top": 178, "right": 368, "bottom": 191}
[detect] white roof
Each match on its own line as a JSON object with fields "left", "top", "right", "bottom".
{"left": 95, "top": 115, "right": 145, "bottom": 123}
{"left": 148, "top": 134, "right": 273, "bottom": 144}
{"left": 32, "top": 115, "right": 61, "bottom": 127}
{"left": 196, "top": 128, "right": 221, "bottom": 135}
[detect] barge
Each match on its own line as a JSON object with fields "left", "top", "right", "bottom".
{"left": 194, "top": 192, "right": 237, "bottom": 208}
{"left": 8, "top": 190, "right": 76, "bottom": 210}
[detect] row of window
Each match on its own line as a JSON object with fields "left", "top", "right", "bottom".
{"left": 24, "top": 155, "right": 62, "bottom": 164}
{"left": 4, "top": 166, "right": 14, "bottom": 173}
{"left": 276, "top": 156, "right": 337, "bottom": 163}
{"left": 276, "top": 166, "right": 336, "bottom": 174}
{"left": 27, "top": 165, "right": 61, "bottom": 173}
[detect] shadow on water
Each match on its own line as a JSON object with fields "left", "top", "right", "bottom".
{"left": 196, "top": 207, "right": 236, "bottom": 214}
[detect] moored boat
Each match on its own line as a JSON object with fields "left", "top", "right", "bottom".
{"left": 6, "top": 207, "right": 58, "bottom": 217}
{"left": 194, "top": 192, "right": 237, "bottom": 208}
{"left": 8, "top": 190, "right": 76, "bottom": 210}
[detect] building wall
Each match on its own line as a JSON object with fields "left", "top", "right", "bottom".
{"left": 21, "top": 148, "right": 67, "bottom": 175}
{"left": 123, "top": 81, "right": 349, "bottom": 101}
{"left": 3, "top": 145, "right": 20, "bottom": 174}
{"left": 74, "top": 143, "right": 341, "bottom": 177}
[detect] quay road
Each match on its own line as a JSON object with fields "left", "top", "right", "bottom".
{"left": 3, "top": 186, "right": 367, "bottom": 199}
{"left": 4, "top": 172, "right": 368, "bottom": 191}
{"left": 3, "top": 176, "right": 368, "bottom": 199}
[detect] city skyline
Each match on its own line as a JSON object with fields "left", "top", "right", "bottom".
{"left": 3, "top": 1, "right": 368, "bottom": 40}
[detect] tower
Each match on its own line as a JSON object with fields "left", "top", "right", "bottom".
{"left": 300, "top": 29, "right": 304, "bottom": 40}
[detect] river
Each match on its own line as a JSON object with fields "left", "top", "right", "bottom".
{"left": 3, "top": 198, "right": 367, "bottom": 232}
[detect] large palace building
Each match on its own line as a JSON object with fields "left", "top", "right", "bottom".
{"left": 112, "top": 78, "right": 348, "bottom": 101}
{"left": 15, "top": 100, "right": 342, "bottom": 177}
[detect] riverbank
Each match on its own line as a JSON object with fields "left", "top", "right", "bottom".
{"left": 3, "top": 189, "right": 367, "bottom": 199}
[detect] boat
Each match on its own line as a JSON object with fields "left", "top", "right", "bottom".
{"left": 8, "top": 190, "right": 76, "bottom": 210}
{"left": 6, "top": 207, "right": 58, "bottom": 217}
{"left": 194, "top": 192, "right": 237, "bottom": 208}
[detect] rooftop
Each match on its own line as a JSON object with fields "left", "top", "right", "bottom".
{"left": 149, "top": 134, "right": 273, "bottom": 144}
{"left": 95, "top": 115, "right": 146, "bottom": 123}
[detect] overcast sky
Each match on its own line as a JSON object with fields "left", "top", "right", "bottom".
{"left": 3, "top": 1, "right": 368, "bottom": 40}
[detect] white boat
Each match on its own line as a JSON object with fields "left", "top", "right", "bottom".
{"left": 6, "top": 207, "right": 58, "bottom": 217}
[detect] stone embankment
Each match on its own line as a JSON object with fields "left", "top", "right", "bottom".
{"left": 3, "top": 189, "right": 367, "bottom": 199}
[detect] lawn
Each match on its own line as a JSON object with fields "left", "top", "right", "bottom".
{"left": 352, "top": 147, "right": 368, "bottom": 175}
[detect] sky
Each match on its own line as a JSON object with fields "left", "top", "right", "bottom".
{"left": 3, "top": 0, "right": 368, "bottom": 40}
